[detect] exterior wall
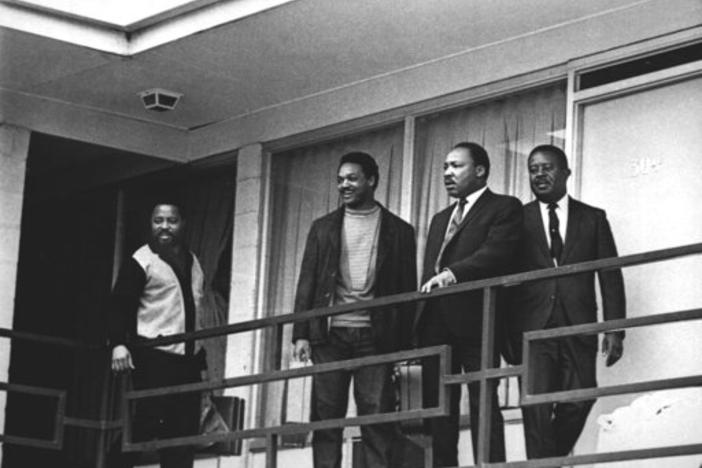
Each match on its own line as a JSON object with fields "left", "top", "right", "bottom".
{"left": 0, "top": 124, "right": 30, "bottom": 459}
{"left": 189, "top": 0, "right": 702, "bottom": 159}
{"left": 222, "top": 143, "right": 270, "bottom": 468}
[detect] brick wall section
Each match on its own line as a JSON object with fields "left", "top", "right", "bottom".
{"left": 221, "top": 143, "right": 268, "bottom": 467}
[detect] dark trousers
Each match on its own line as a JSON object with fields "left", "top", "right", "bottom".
{"left": 110, "top": 348, "right": 202, "bottom": 468}
{"left": 522, "top": 333, "right": 596, "bottom": 459}
{"left": 419, "top": 315, "right": 505, "bottom": 467}
{"left": 311, "top": 327, "right": 396, "bottom": 468}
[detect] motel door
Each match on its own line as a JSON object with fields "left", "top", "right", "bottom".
{"left": 575, "top": 74, "right": 702, "bottom": 464}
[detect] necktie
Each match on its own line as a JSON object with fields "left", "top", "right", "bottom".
{"left": 548, "top": 202, "right": 563, "bottom": 262}
{"left": 446, "top": 198, "right": 467, "bottom": 238}
{"left": 435, "top": 198, "right": 467, "bottom": 273}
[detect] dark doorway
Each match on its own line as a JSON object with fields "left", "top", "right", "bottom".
{"left": 3, "top": 133, "right": 174, "bottom": 468}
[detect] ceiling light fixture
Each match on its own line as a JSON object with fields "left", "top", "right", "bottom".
{"left": 138, "top": 88, "right": 183, "bottom": 112}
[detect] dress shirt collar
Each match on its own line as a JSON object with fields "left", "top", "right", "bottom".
{"left": 454, "top": 185, "right": 488, "bottom": 219}
{"left": 464, "top": 185, "right": 488, "bottom": 207}
{"left": 538, "top": 194, "right": 568, "bottom": 211}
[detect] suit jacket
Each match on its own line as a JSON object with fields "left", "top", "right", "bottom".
{"left": 291, "top": 204, "right": 417, "bottom": 353}
{"left": 417, "top": 189, "right": 522, "bottom": 340}
{"left": 509, "top": 198, "right": 626, "bottom": 358}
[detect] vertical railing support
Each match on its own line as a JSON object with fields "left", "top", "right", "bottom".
{"left": 438, "top": 342, "right": 452, "bottom": 418}
{"left": 477, "top": 286, "right": 497, "bottom": 466}
{"left": 265, "top": 433, "right": 278, "bottom": 468}
{"left": 120, "top": 374, "right": 131, "bottom": 452}
{"left": 423, "top": 435, "right": 434, "bottom": 468}
{"left": 95, "top": 358, "right": 113, "bottom": 468}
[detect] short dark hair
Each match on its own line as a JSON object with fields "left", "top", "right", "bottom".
{"left": 528, "top": 144, "right": 569, "bottom": 170}
{"left": 453, "top": 142, "right": 490, "bottom": 179}
{"left": 338, "top": 151, "right": 379, "bottom": 189}
{"left": 151, "top": 200, "right": 186, "bottom": 219}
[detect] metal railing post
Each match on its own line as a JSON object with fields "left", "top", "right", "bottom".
{"left": 94, "top": 356, "right": 113, "bottom": 468}
{"left": 120, "top": 373, "right": 131, "bottom": 452}
{"left": 477, "top": 286, "right": 497, "bottom": 466}
{"left": 265, "top": 433, "right": 278, "bottom": 468}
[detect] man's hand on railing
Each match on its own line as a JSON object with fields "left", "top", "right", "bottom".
{"left": 602, "top": 332, "right": 624, "bottom": 367}
{"left": 111, "top": 345, "right": 135, "bottom": 372}
{"left": 419, "top": 269, "right": 457, "bottom": 293}
{"left": 293, "top": 339, "right": 311, "bottom": 362}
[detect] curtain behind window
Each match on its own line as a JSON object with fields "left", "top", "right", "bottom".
{"left": 263, "top": 124, "right": 405, "bottom": 426}
{"left": 413, "top": 83, "right": 566, "bottom": 262}
{"left": 178, "top": 170, "right": 235, "bottom": 380}
{"left": 413, "top": 83, "right": 566, "bottom": 409}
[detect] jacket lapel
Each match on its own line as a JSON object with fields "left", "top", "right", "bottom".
{"left": 561, "top": 197, "right": 580, "bottom": 264}
{"left": 327, "top": 207, "right": 344, "bottom": 265}
{"left": 428, "top": 206, "right": 452, "bottom": 259}
{"left": 525, "top": 201, "right": 551, "bottom": 262}
{"left": 375, "top": 206, "right": 393, "bottom": 275}
{"left": 444, "top": 188, "right": 492, "bottom": 248}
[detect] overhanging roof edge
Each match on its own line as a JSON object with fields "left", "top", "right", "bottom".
{"left": 0, "top": 0, "right": 299, "bottom": 55}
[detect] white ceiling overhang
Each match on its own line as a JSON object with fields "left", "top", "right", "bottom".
{"left": 0, "top": 0, "right": 297, "bottom": 54}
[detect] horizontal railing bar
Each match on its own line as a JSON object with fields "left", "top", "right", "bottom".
{"left": 0, "top": 243, "right": 698, "bottom": 351}
{"left": 522, "top": 374, "right": 702, "bottom": 406}
{"left": 476, "top": 442, "right": 702, "bottom": 468}
{"left": 63, "top": 417, "right": 122, "bottom": 430}
{"left": 0, "top": 328, "right": 97, "bottom": 349}
{"left": 130, "top": 242, "right": 702, "bottom": 348}
{"left": 0, "top": 434, "right": 60, "bottom": 450}
{"left": 124, "top": 407, "right": 446, "bottom": 452}
{"left": 126, "top": 345, "right": 449, "bottom": 400}
{"left": 0, "top": 382, "right": 65, "bottom": 398}
{"left": 444, "top": 366, "right": 524, "bottom": 385}
{"left": 0, "top": 243, "right": 699, "bottom": 458}
{"left": 524, "top": 308, "right": 702, "bottom": 340}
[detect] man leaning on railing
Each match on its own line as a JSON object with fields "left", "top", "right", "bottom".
{"left": 417, "top": 142, "right": 523, "bottom": 466}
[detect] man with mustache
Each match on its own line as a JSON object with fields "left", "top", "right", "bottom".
{"left": 417, "top": 142, "right": 522, "bottom": 466}
{"left": 292, "top": 151, "right": 416, "bottom": 468}
{"left": 510, "top": 144, "right": 625, "bottom": 460}
{"left": 109, "top": 202, "right": 206, "bottom": 468}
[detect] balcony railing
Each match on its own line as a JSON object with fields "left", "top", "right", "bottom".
{"left": 1, "top": 242, "right": 701, "bottom": 467}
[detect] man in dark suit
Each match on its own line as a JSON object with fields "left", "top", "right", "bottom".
{"left": 417, "top": 142, "right": 522, "bottom": 466}
{"left": 292, "top": 151, "right": 416, "bottom": 468}
{"left": 512, "top": 144, "right": 626, "bottom": 459}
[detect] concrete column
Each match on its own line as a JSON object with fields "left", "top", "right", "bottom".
{"left": 0, "top": 124, "right": 30, "bottom": 456}
{"left": 221, "top": 143, "right": 270, "bottom": 467}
